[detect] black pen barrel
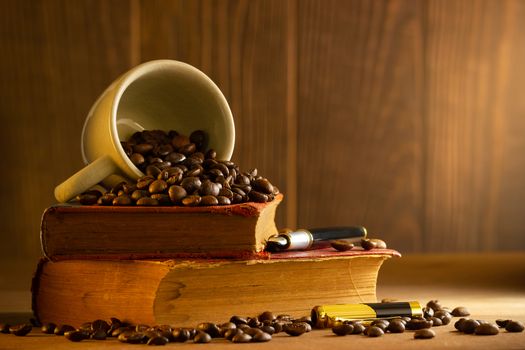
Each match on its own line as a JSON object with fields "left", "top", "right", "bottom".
{"left": 309, "top": 226, "right": 367, "bottom": 241}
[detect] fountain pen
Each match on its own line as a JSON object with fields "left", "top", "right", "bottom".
{"left": 265, "top": 226, "right": 367, "bottom": 252}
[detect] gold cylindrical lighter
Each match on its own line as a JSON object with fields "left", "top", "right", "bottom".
{"left": 311, "top": 301, "right": 423, "bottom": 328}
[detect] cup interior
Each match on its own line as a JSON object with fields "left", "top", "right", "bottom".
{"left": 113, "top": 61, "right": 235, "bottom": 162}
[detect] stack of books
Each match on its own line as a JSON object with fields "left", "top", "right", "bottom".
{"left": 32, "top": 194, "right": 398, "bottom": 326}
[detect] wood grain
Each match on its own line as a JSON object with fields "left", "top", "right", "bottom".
{"left": 297, "top": 0, "right": 425, "bottom": 252}
{"left": 139, "top": 0, "right": 292, "bottom": 228}
{"left": 423, "top": 0, "right": 525, "bottom": 251}
{"left": 0, "top": 0, "right": 134, "bottom": 286}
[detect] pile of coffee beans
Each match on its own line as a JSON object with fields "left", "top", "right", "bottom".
{"left": 331, "top": 238, "right": 387, "bottom": 252}
{"left": 76, "top": 129, "right": 279, "bottom": 206}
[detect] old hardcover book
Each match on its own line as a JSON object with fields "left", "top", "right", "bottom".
{"left": 40, "top": 194, "right": 282, "bottom": 260}
{"left": 32, "top": 248, "right": 400, "bottom": 327}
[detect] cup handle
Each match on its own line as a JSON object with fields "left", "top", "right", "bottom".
{"left": 54, "top": 155, "right": 118, "bottom": 203}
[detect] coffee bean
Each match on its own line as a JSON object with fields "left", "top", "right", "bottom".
{"left": 41, "top": 322, "right": 56, "bottom": 334}
{"left": 352, "top": 322, "right": 366, "bottom": 334}
{"left": 147, "top": 336, "right": 169, "bottom": 345}
{"left": 10, "top": 324, "right": 32, "bottom": 336}
{"left": 427, "top": 300, "right": 442, "bottom": 312}
{"left": 131, "top": 189, "right": 149, "bottom": 201}
{"left": 111, "top": 327, "right": 130, "bottom": 337}
{"left": 180, "top": 143, "right": 196, "bottom": 156}
{"left": 216, "top": 196, "right": 231, "bottom": 205}
{"left": 284, "top": 323, "right": 308, "bottom": 336}
{"left": 331, "top": 240, "right": 354, "bottom": 251}
{"left": 151, "top": 193, "right": 171, "bottom": 205}
{"left": 423, "top": 307, "right": 434, "bottom": 319}
{"left": 249, "top": 190, "right": 268, "bottom": 203}
{"left": 136, "top": 197, "right": 159, "bottom": 206}
{"left": 451, "top": 306, "right": 470, "bottom": 317}
{"left": 118, "top": 331, "right": 146, "bottom": 343}
{"left": 97, "top": 193, "right": 116, "bottom": 206}
{"left": 172, "top": 135, "right": 190, "bottom": 149}
{"left": 371, "top": 239, "right": 386, "bottom": 249}
{"left": 165, "top": 152, "right": 186, "bottom": 164}
{"left": 133, "top": 143, "right": 154, "bottom": 154}
{"left": 252, "top": 178, "right": 274, "bottom": 194}
{"left": 414, "top": 328, "right": 435, "bottom": 339}
{"left": 113, "top": 195, "right": 132, "bottom": 205}
{"left": 77, "top": 190, "right": 101, "bottom": 205}
{"left": 229, "top": 316, "right": 247, "bottom": 325}
{"left": 258, "top": 311, "right": 275, "bottom": 322}
{"left": 361, "top": 238, "right": 377, "bottom": 250}
{"left": 181, "top": 177, "right": 202, "bottom": 193}
{"left": 92, "top": 329, "right": 107, "bottom": 340}
{"left": 406, "top": 318, "right": 432, "bottom": 330}
{"left": 230, "top": 332, "right": 251, "bottom": 343}
{"left": 197, "top": 322, "right": 220, "bottom": 338}
{"left": 431, "top": 317, "right": 443, "bottom": 326}
{"left": 64, "top": 330, "right": 87, "bottom": 342}
{"left": 190, "top": 130, "right": 207, "bottom": 149}
{"left": 462, "top": 319, "right": 480, "bottom": 334}
{"left": 136, "top": 324, "right": 150, "bottom": 332}
{"left": 496, "top": 319, "right": 510, "bottom": 328}
{"left": 0, "top": 323, "right": 10, "bottom": 334}
{"left": 475, "top": 323, "right": 499, "bottom": 335}
{"left": 200, "top": 196, "right": 219, "bottom": 206}
{"left": 149, "top": 179, "right": 168, "bottom": 194}
{"left": 454, "top": 318, "right": 468, "bottom": 332}
{"left": 55, "top": 324, "right": 75, "bottom": 335}
{"left": 146, "top": 165, "right": 162, "bottom": 177}
{"left": 172, "top": 328, "right": 191, "bottom": 342}
{"left": 367, "top": 326, "right": 384, "bottom": 337}
{"left": 130, "top": 153, "right": 145, "bottom": 166}
{"left": 505, "top": 320, "right": 524, "bottom": 332}
{"left": 252, "top": 331, "right": 272, "bottom": 342}
{"left": 182, "top": 195, "right": 201, "bottom": 206}
{"left": 386, "top": 320, "right": 405, "bottom": 333}
{"left": 332, "top": 323, "right": 354, "bottom": 336}
{"left": 193, "top": 331, "right": 212, "bottom": 343}
{"left": 260, "top": 325, "right": 275, "bottom": 335}
{"left": 224, "top": 328, "right": 242, "bottom": 340}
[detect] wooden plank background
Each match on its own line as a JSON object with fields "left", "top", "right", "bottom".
{"left": 1, "top": 0, "right": 525, "bottom": 291}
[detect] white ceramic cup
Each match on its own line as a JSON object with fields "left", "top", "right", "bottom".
{"left": 54, "top": 60, "right": 235, "bottom": 203}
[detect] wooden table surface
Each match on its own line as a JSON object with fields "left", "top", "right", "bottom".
{"left": 0, "top": 253, "right": 524, "bottom": 349}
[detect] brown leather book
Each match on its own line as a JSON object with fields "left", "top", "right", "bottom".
{"left": 40, "top": 194, "right": 283, "bottom": 260}
{"left": 32, "top": 248, "right": 400, "bottom": 327}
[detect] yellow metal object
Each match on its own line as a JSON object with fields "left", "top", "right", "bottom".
{"left": 311, "top": 301, "right": 423, "bottom": 328}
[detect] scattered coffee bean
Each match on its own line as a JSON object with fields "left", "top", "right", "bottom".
{"left": 41, "top": 322, "right": 56, "bottom": 334}
{"left": 386, "top": 320, "right": 405, "bottom": 333}
{"left": 496, "top": 319, "right": 510, "bottom": 328}
{"left": 370, "top": 238, "right": 387, "bottom": 249}
{"left": 430, "top": 317, "right": 443, "bottom": 326}
{"left": 475, "top": 323, "right": 499, "bottom": 335}
{"left": 284, "top": 323, "right": 308, "bottom": 336}
{"left": 252, "top": 331, "right": 272, "bottom": 342}
{"left": 224, "top": 328, "right": 242, "bottom": 340}
{"left": 361, "top": 238, "right": 377, "bottom": 250}
{"left": 92, "top": 329, "right": 107, "bottom": 340}
{"left": 352, "top": 322, "right": 366, "bottom": 334}
{"left": 414, "top": 328, "right": 435, "bottom": 339}
{"left": 172, "top": 328, "right": 191, "bottom": 342}
{"left": 147, "top": 336, "right": 169, "bottom": 345}
{"left": 193, "top": 331, "right": 212, "bottom": 344}
{"left": 118, "top": 331, "right": 146, "bottom": 343}
{"left": 260, "top": 325, "right": 275, "bottom": 335}
{"left": 462, "top": 319, "right": 480, "bottom": 334}
{"left": 331, "top": 240, "right": 354, "bottom": 251}
{"left": 64, "top": 330, "right": 88, "bottom": 342}
{"left": 196, "top": 322, "right": 220, "bottom": 338}
{"left": 258, "top": 311, "right": 275, "bottom": 322}
{"left": 427, "top": 300, "right": 442, "bottom": 312}
{"left": 366, "top": 326, "right": 384, "bottom": 337}
{"left": 406, "top": 318, "right": 432, "bottom": 330}
{"left": 505, "top": 320, "right": 524, "bottom": 333}
{"left": 232, "top": 332, "right": 252, "bottom": 343}
{"left": 10, "top": 324, "right": 32, "bottom": 336}
{"left": 136, "top": 197, "right": 159, "bottom": 206}
{"left": 451, "top": 306, "right": 470, "bottom": 317}
{"left": 332, "top": 323, "right": 353, "bottom": 336}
